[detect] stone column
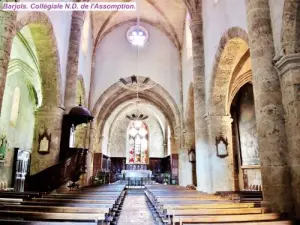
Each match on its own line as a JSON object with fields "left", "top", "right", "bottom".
{"left": 64, "top": 11, "right": 84, "bottom": 112}
{"left": 89, "top": 121, "right": 101, "bottom": 153}
{"left": 179, "top": 132, "right": 194, "bottom": 186}
{"left": 275, "top": 53, "right": 300, "bottom": 216}
{"left": 30, "top": 107, "right": 64, "bottom": 175}
{"left": 189, "top": 18, "right": 211, "bottom": 193}
{"left": 207, "top": 115, "right": 234, "bottom": 192}
{"left": 0, "top": 8, "right": 16, "bottom": 111}
{"left": 245, "top": 0, "right": 293, "bottom": 213}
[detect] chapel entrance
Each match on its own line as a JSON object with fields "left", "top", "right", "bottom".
{"left": 230, "top": 83, "right": 262, "bottom": 191}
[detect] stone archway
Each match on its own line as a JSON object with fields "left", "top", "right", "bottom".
{"left": 208, "top": 27, "right": 249, "bottom": 116}
{"left": 16, "top": 12, "right": 62, "bottom": 108}
{"left": 89, "top": 77, "right": 181, "bottom": 183}
{"left": 91, "top": 78, "right": 181, "bottom": 139}
{"left": 282, "top": 0, "right": 300, "bottom": 54}
{"left": 207, "top": 27, "right": 250, "bottom": 192}
{"left": 16, "top": 12, "right": 64, "bottom": 175}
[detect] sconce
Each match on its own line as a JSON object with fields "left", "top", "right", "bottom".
{"left": 188, "top": 148, "right": 196, "bottom": 163}
{"left": 216, "top": 135, "right": 228, "bottom": 158}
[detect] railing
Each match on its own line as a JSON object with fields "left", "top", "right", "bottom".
{"left": 26, "top": 149, "right": 88, "bottom": 192}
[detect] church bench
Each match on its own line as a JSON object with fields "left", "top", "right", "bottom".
{"left": 155, "top": 200, "right": 233, "bottom": 207}
{"left": 21, "top": 201, "right": 114, "bottom": 208}
{"left": 0, "top": 210, "right": 106, "bottom": 223}
{"left": 0, "top": 220, "right": 97, "bottom": 225}
{"left": 0, "top": 204, "right": 110, "bottom": 214}
{"left": 0, "top": 191, "right": 42, "bottom": 197}
{"left": 0, "top": 198, "right": 23, "bottom": 203}
{"left": 166, "top": 207, "right": 269, "bottom": 224}
{"left": 182, "top": 221, "right": 293, "bottom": 225}
{"left": 42, "top": 195, "right": 119, "bottom": 200}
{"left": 51, "top": 193, "right": 120, "bottom": 197}
{"left": 172, "top": 213, "right": 280, "bottom": 225}
{"left": 167, "top": 207, "right": 268, "bottom": 217}
{"left": 30, "top": 198, "right": 115, "bottom": 204}
{"left": 156, "top": 197, "right": 227, "bottom": 202}
{"left": 163, "top": 202, "right": 255, "bottom": 210}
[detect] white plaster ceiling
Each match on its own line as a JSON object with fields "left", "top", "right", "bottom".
{"left": 91, "top": 0, "right": 187, "bottom": 49}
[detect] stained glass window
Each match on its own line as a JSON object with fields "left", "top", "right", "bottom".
{"left": 126, "top": 25, "right": 149, "bottom": 47}
{"left": 127, "top": 120, "right": 149, "bottom": 164}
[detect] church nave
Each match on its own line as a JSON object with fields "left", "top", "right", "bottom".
{"left": 0, "top": 0, "right": 300, "bottom": 223}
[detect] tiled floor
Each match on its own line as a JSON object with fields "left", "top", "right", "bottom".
{"left": 118, "top": 189, "right": 155, "bottom": 225}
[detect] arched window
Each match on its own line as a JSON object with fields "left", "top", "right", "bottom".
{"left": 10, "top": 87, "right": 21, "bottom": 127}
{"left": 127, "top": 120, "right": 149, "bottom": 164}
{"left": 126, "top": 25, "right": 149, "bottom": 47}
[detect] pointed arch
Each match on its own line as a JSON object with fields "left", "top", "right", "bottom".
{"left": 16, "top": 12, "right": 62, "bottom": 108}
{"left": 208, "top": 27, "right": 250, "bottom": 116}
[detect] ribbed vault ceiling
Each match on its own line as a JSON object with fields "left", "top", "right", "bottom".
{"left": 91, "top": 0, "right": 187, "bottom": 49}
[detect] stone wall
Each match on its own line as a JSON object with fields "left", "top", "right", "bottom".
{"left": 0, "top": 73, "right": 36, "bottom": 187}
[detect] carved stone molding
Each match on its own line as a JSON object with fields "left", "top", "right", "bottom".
{"left": 275, "top": 53, "right": 300, "bottom": 77}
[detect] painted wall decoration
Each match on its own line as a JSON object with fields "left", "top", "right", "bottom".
{"left": 238, "top": 84, "right": 260, "bottom": 165}
{"left": 127, "top": 120, "right": 149, "bottom": 164}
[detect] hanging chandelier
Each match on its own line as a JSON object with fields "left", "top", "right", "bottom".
{"left": 125, "top": 0, "right": 148, "bottom": 121}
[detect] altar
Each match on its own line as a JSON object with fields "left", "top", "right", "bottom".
{"left": 121, "top": 169, "right": 152, "bottom": 178}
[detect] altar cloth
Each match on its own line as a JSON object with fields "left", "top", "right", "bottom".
{"left": 121, "top": 170, "right": 152, "bottom": 178}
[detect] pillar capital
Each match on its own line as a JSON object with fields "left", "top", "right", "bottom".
{"left": 275, "top": 53, "right": 300, "bottom": 78}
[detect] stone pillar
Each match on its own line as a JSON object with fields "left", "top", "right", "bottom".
{"left": 178, "top": 51, "right": 184, "bottom": 151}
{"left": 245, "top": 0, "right": 293, "bottom": 213}
{"left": 275, "top": 53, "right": 300, "bottom": 216}
{"left": 207, "top": 115, "right": 234, "bottom": 192}
{"left": 30, "top": 107, "right": 64, "bottom": 175}
{"left": 189, "top": 18, "right": 211, "bottom": 193}
{"left": 64, "top": 11, "right": 84, "bottom": 112}
{"left": 178, "top": 132, "right": 194, "bottom": 186}
{"left": 89, "top": 121, "right": 101, "bottom": 153}
{"left": 0, "top": 8, "right": 16, "bottom": 111}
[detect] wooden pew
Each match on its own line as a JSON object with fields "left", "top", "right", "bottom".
{"left": 21, "top": 201, "right": 113, "bottom": 208}
{"left": 163, "top": 202, "right": 255, "bottom": 210}
{"left": 173, "top": 213, "right": 280, "bottom": 225}
{"left": 167, "top": 207, "right": 269, "bottom": 224}
{"left": 0, "top": 220, "right": 97, "bottom": 225}
{"left": 182, "top": 222, "right": 293, "bottom": 225}
{"left": 0, "top": 205, "right": 110, "bottom": 214}
{"left": 30, "top": 198, "right": 115, "bottom": 204}
{"left": 0, "top": 184, "right": 126, "bottom": 224}
{"left": 0, "top": 210, "right": 105, "bottom": 222}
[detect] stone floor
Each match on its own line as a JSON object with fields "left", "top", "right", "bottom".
{"left": 117, "top": 188, "right": 156, "bottom": 225}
